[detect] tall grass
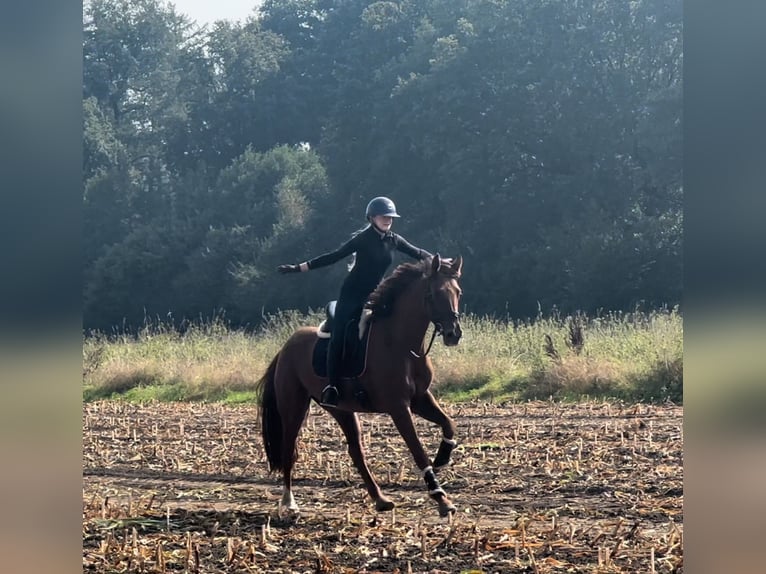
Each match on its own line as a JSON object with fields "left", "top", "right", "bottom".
{"left": 83, "top": 307, "right": 682, "bottom": 404}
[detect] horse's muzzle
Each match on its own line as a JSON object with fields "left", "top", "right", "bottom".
{"left": 442, "top": 324, "right": 462, "bottom": 346}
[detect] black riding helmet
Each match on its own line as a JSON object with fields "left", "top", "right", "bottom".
{"left": 365, "top": 196, "right": 401, "bottom": 219}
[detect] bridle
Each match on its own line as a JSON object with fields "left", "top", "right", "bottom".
{"left": 410, "top": 279, "right": 460, "bottom": 358}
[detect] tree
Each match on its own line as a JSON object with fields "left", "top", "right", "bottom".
{"left": 82, "top": 0, "right": 683, "bottom": 330}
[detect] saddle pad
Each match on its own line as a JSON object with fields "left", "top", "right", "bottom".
{"left": 312, "top": 322, "right": 372, "bottom": 379}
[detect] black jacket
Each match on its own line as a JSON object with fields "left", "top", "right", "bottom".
{"left": 307, "top": 225, "right": 431, "bottom": 304}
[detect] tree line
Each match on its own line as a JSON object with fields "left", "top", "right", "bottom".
{"left": 83, "top": 0, "right": 682, "bottom": 332}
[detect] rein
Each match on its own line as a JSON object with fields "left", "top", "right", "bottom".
{"left": 410, "top": 284, "right": 452, "bottom": 358}
{"left": 410, "top": 325, "right": 440, "bottom": 359}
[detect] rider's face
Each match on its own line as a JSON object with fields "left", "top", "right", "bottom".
{"left": 372, "top": 215, "right": 394, "bottom": 231}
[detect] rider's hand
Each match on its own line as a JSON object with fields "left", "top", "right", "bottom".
{"left": 278, "top": 264, "right": 301, "bottom": 274}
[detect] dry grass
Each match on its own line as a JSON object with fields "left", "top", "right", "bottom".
{"left": 524, "top": 355, "right": 630, "bottom": 400}
{"left": 82, "top": 314, "right": 299, "bottom": 403}
{"left": 83, "top": 307, "right": 683, "bottom": 404}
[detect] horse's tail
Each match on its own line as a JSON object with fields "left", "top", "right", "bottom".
{"left": 257, "top": 352, "right": 284, "bottom": 473}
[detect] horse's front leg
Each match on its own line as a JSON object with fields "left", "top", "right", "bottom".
{"left": 391, "top": 407, "right": 456, "bottom": 517}
{"left": 329, "top": 410, "right": 395, "bottom": 512}
{"left": 411, "top": 390, "right": 457, "bottom": 471}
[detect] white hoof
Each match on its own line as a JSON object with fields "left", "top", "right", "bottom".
{"left": 280, "top": 491, "right": 300, "bottom": 515}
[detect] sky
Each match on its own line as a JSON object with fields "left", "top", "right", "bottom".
{"left": 170, "top": 0, "right": 263, "bottom": 25}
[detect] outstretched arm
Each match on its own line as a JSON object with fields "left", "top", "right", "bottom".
{"left": 394, "top": 234, "right": 432, "bottom": 260}
{"left": 306, "top": 234, "right": 360, "bottom": 269}
{"left": 278, "top": 234, "right": 360, "bottom": 274}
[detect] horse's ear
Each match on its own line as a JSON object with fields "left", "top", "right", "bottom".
{"left": 453, "top": 254, "right": 463, "bottom": 277}
{"left": 430, "top": 253, "right": 441, "bottom": 276}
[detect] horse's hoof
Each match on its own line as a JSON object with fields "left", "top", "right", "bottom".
{"left": 278, "top": 502, "right": 300, "bottom": 518}
{"left": 435, "top": 496, "right": 457, "bottom": 517}
{"left": 438, "top": 503, "right": 457, "bottom": 517}
{"left": 375, "top": 497, "right": 395, "bottom": 512}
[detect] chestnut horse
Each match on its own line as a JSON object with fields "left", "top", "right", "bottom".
{"left": 256, "top": 254, "right": 463, "bottom": 517}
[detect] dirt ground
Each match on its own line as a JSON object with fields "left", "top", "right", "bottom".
{"left": 83, "top": 400, "right": 683, "bottom": 573}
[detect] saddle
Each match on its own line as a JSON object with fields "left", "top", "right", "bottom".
{"left": 312, "top": 301, "right": 373, "bottom": 379}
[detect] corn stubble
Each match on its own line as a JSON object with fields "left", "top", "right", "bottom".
{"left": 83, "top": 400, "right": 683, "bottom": 573}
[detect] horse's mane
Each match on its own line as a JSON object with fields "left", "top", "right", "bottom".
{"left": 366, "top": 260, "right": 427, "bottom": 316}
{"left": 367, "top": 257, "right": 458, "bottom": 317}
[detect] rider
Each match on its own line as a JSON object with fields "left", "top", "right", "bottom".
{"left": 278, "top": 196, "right": 432, "bottom": 407}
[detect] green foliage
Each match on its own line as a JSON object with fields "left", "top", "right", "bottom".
{"left": 82, "top": 0, "right": 682, "bottom": 331}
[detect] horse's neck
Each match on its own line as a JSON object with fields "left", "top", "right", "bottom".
{"left": 388, "top": 279, "right": 431, "bottom": 353}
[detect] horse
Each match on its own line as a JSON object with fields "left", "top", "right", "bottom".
{"left": 256, "top": 254, "right": 463, "bottom": 517}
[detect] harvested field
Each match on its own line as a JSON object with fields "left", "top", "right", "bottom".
{"left": 83, "top": 400, "right": 683, "bottom": 573}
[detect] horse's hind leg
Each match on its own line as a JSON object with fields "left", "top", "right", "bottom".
{"left": 412, "top": 390, "right": 457, "bottom": 471}
{"left": 328, "top": 410, "right": 395, "bottom": 512}
{"left": 275, "top": 373, "right": 311, "bottom": 513}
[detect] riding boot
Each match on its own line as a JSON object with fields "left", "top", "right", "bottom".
{"left": 320, "top": 335, "right": 342, "bottom": 407}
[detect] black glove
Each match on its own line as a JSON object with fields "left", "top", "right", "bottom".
{"left": 278, "top": 264, "right": 301, "bottom": 274}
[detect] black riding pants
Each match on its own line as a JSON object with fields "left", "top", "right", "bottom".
{"left": 327, "top": 299, "right": 363, "bottom": 383}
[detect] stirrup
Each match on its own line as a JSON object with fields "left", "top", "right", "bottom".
{"left": 320, "top": 384, "right": 339, "bottom": 407}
